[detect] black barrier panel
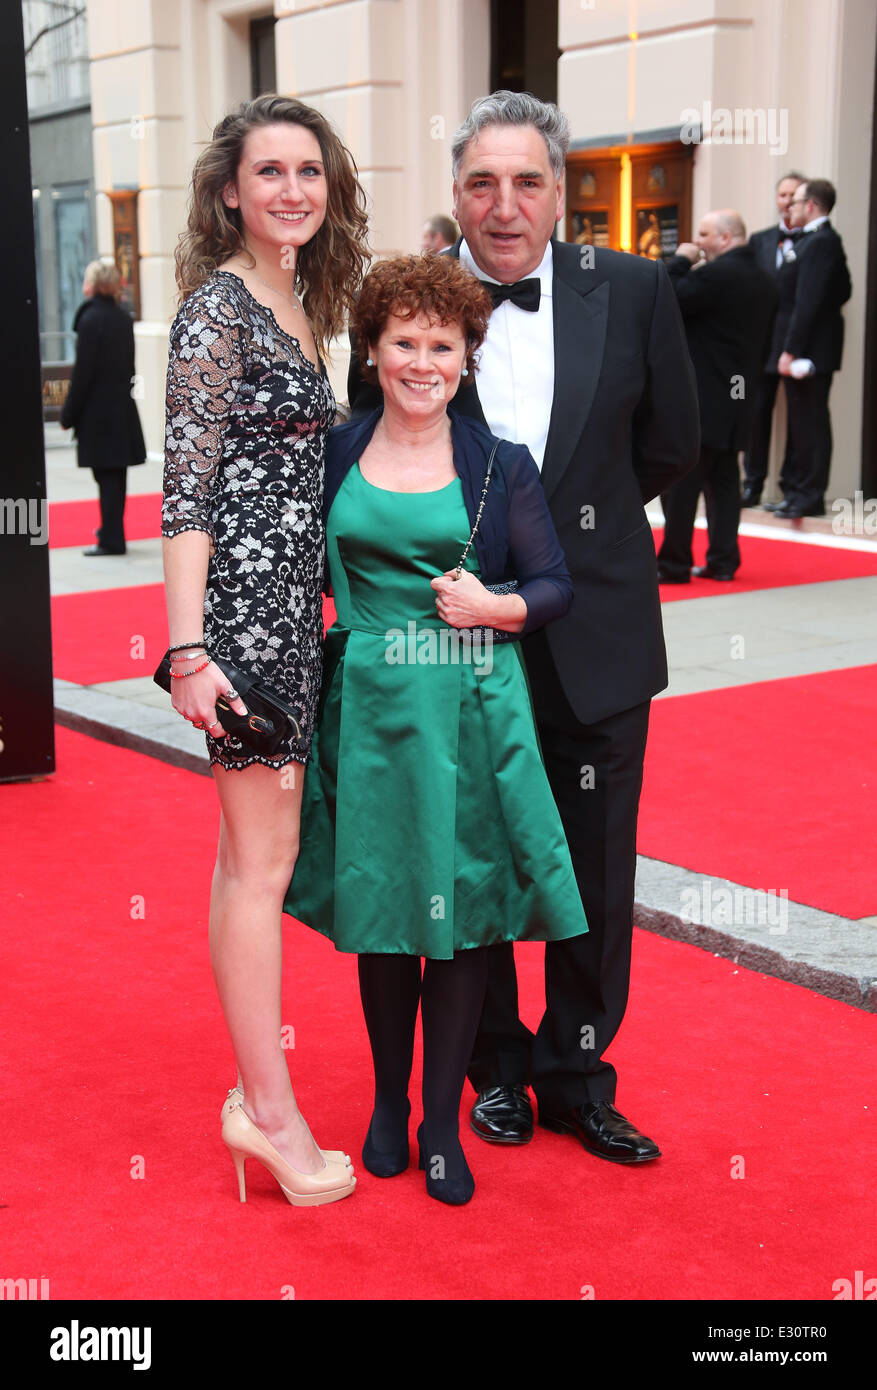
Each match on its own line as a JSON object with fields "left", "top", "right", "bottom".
{"left": 0, "top": 2, "right": 55, "bottom": 783}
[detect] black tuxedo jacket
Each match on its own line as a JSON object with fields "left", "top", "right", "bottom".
{"left": 749, "top": 224, "right": 800, "bottom": 371}
{"left": 346, "top": 239, "right": 700, "bottom": 724}
{"left": 763, "top": 257, "right": 799, "bottom": 373}
{"left": 665, "top": 245, "right": 778, "bottom": 452}
{"left": 782, "top": 221, "right": 851, "bottom": 372}
{"left": 749, "top": 223, "right": 787, "bottom": 277}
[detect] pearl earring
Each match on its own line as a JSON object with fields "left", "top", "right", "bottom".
{"left": 461, "top": 367, "right": 468, "bottom": 376}
{"left": 366, "top": 358, "right": 375, "bottom": 366}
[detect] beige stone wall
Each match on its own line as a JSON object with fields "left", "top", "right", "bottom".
{"left": 84, "top": 0, "right": 874, "bottom": 498}
{"left": 85, "top": 0, "right": 491, "bottom": 450}
{"left": 274, "top": 0, "right": 490, "bottom": 394}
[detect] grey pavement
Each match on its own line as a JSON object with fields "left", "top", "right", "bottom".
{"left": 655, "top": 577, "right": 877, "bottom": 696}
{"left": 45, "top": 431, "right": 877, "bottom": 1010}
{"left": 634, "top": 858, "right": 877, "bottom": 1013}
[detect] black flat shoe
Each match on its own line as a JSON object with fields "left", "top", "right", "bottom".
{"left": 417, "top": 1123, "right": 474, "bottom": 1205}
{"left": 691, "top": 565, "right": 734, "bottom": 580}
{"left": 538, "top": 1100, "right": 661, "bottom": 1164}
{"left": 469, "top": 1084, "right": 534, "bottom": 1144}
{"left": 362, "top": 1102, "right": 410, "bottom": 1177}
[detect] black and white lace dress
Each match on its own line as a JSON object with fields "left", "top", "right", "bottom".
{"left": 162, "top": 269, "right": 335, "bottom": 770}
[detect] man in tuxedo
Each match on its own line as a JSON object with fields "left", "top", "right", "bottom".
{"left": 656, "top": 211, "right": 778, "bottom": 582}
{"left": 741, "top": 172, "right": 806, "bottom": 507}
{"left": 349, "top": 91, "right": 699, "bottom": 1163}
{"left": 766, "top": 179, "right": 852, "bottom": 518}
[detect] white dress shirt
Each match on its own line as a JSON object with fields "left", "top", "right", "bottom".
{"left": 459, "top": 239, "right": 555, "bottom": 470}
{"left": 802, "top": 214, "right": 829, "bottom": 234}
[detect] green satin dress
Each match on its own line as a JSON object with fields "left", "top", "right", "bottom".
{"left": 284, "top": 462, "right": 588, "bottom": 959}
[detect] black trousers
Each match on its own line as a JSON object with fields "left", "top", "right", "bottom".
{"left": 743, "top": 372, "right": 778, "bottom": 493}
{"left": 467, "top": 628, "right": 652, "bottom": 1111}
{"left": 783, "top": 373, "right": 833, "bottom": 512}
{"left": 91, "top": 468, "right": 127, "bottom": 552}
{"left": 657, "top": 444, "right": 741, "bottom": 579}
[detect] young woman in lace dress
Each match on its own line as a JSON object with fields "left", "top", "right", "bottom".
{"left": 162, "top": 95, "right": 368, "bottom": 1207}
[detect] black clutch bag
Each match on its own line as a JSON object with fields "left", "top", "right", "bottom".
{"left": 153, "top": 651, "right": 306, "bottom": 758}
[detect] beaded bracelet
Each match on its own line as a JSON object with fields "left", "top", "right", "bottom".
{"left": 170, "top": 659, "right": 211, "bottom": 678}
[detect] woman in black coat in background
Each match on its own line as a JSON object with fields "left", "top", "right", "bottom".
{"left": 60, "top": 258, "right": 146, "bottom": 555}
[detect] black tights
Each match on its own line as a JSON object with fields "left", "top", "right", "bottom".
{"left": 358, "top": 948, "right": 488, "bottom": 1179}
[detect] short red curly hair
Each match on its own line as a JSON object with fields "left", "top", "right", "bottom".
{"left": 353, "top": 253, "right": 493, "bottom": 387}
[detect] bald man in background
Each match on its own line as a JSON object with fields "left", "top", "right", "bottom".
{"left": 657, "top": 211, "right": 778, "bottom": 582}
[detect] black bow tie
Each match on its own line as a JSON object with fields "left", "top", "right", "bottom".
{"left": 478, "top": 278, "right": 541, "bottom": 312}
{"left": 778, "top": 228, "right": 803, "bottom": 243}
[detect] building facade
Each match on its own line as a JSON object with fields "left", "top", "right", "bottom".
{"left": 71, "top": 0, "right": 876, "bottom": 499}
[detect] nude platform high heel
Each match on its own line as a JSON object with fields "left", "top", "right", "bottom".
{"left": 222, "top": 1100, "right": 356, "bottom": 1207}
{"left": 221, "top": 1087, "right": 350, "bottom": 1166}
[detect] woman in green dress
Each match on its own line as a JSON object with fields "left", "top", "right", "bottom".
{"left": 285, "top": 254, "right": 587, "bottom": 1204}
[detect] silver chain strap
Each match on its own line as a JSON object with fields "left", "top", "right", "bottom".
{"left": 453, "top": 442, "right": 500, "bottom": 579}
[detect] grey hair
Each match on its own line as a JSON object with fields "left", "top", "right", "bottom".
{"left": 451, "top": 90, "right": 570, "bottom": 179}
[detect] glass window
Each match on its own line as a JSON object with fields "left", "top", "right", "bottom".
{"left": 54, "top": 183, "right": 92, "bottom": 355}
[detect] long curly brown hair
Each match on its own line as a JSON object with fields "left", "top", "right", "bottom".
{"left": 174, "top": 95, "right": 371, "bottom": 356}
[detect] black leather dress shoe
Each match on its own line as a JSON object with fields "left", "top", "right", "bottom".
{"left": 656, "top": 567, "right": 690, "bottom": 584}
{"left": 740, "top": 487, "right": 761, "bottom": 507}
{"left": 470, "top": 1085, "right": 534, "bottom": 1144}
{"left": 762, "top": 499, "right": 790, "bottom": 513}
{"left": 691, "top": 565, "right": 734, "bottom": 580}
{"left": 781, "top": 505, "right": 825, "bottom": 519}
{"left": 538, "top": 1100, "right": 661, "bottom": 1164}
{"left": 83, "top": 545, "right": 126, "bottom": 556}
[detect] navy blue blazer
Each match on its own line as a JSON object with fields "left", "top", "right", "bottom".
{"left": 323, "top": 406, "right": 572, "bottom": 635}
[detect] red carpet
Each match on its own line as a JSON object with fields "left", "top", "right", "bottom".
{"left": 51, "top": 583, "right": 169, "bottom": 685}
{"left": 640, "top": 664, "right": 876, "bottom": 919}
{"left": 48, "top": 493, "right": 163, "bottom": 549}
{"left": 652, "top": 526, "right": 877, "bottom": 600}
{"left": 50, "top": 532, "right": 877, "bottom": 687}
{"left": 2, "top": 725, "right": 874, "bottom": 1299}
{"left": 51, "top": 586, "right": 338, "bottom": 685}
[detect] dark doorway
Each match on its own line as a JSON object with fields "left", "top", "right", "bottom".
{"left": 490, "top": 0, "right": 558, "bottom": 103}
{"left": 250, "top": 15, "right": 277, "bottom": 98}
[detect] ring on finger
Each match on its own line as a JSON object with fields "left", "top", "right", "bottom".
{"left": 223, "top": 688, "right": 238, "bottom": 700}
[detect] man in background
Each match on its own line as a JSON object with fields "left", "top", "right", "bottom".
{"left": 657, "top": 211, "right": 777, "bottom": 582}
{"left": 421, "top": 214, "right": 458, "bottom": 253}
{"left": 768, "top": 179, "right": 852, "bottom": 518}
{"left": 741, "top": 171, "right": 806, "bottom": 507}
